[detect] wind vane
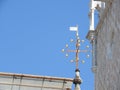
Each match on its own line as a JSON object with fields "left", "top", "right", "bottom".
{"left": 62, "top": 25, "right": 91, "bottom": 90}
{"left": 62, "top": 25, "right": 91, "bottom": 69}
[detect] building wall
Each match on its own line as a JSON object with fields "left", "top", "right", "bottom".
{"left": 95, "top": 0, "right": 120, "bottom": 89}
{"left": 0, "top": 72, "right": 73, "bottom": 90}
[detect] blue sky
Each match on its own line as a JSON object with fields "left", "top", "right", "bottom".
{"left": 0, "top": 0, "right": 94, "bottom": 90}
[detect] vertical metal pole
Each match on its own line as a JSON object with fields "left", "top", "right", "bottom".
{"left": 90, "top": 9, "right": 95, "bottom": 30}
{"left": 89, "top": 0, "right": 95, "bottom": 31}
{"left": 76, "top": 30, "right": 79, "bottom": 69}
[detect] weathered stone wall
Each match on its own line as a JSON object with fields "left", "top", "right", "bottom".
{"left": 95, "top": 0, "right": 120, "bottom": 89}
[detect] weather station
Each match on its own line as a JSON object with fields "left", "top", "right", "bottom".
{"left": 62, "top": 25, "right": 91, "bottom": 90}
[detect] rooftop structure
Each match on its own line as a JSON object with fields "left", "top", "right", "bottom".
{"left": 0, "top": 72, "right": 73, "bottom": 90}
{"left": 62, "top": 26, "right": 91, "bottom": 90}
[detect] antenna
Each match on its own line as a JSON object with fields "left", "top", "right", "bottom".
{"left": 62, "top": 25, "right": 91, "bottom": 90}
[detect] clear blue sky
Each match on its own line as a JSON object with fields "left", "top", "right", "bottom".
{"left": 0, "top": 0, "right": 94, "bottom": 90}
